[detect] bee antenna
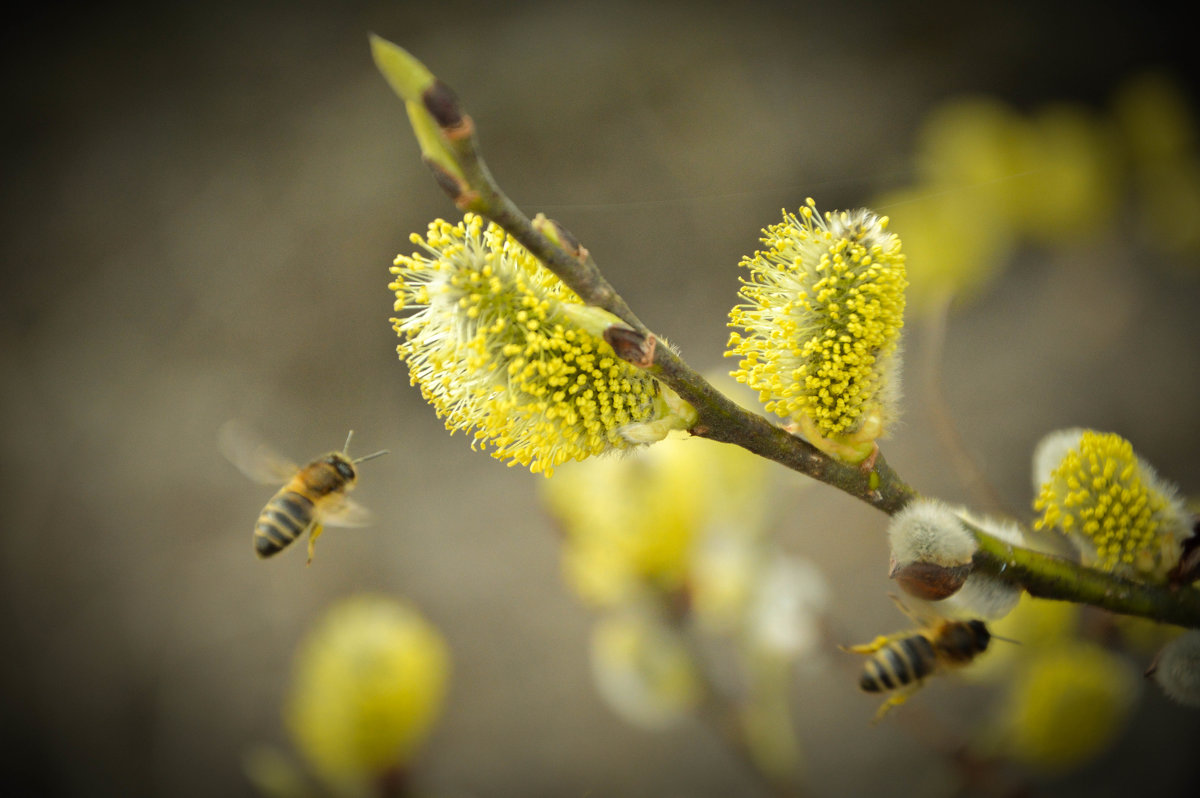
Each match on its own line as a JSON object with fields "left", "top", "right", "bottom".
{"left": 354, "top": 449, "right": 390, "bottom": 464}
{"left": 343, "top": 430, "right": 355, "bottom": 455}
{"left": 989, "top": 632, "right": 1022, "bottom": 645}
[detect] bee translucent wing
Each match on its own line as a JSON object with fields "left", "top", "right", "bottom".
{"left": 218, "top": 421, "right": 298, "bottom": 484}
{"left": 321, "top": 496, "right": 374, "bottom": 528}
{"left": 886, "top": 593, "right": 941, "bottom": 626}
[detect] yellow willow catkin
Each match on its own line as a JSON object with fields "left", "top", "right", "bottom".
{"left": 727, "top": 199, "right": 906, "bottom": 462}
{"left": 285, "top": 596, "right": 449, "bottom": 788}
{"left": 1033, "top": 429, "right": 1190, "bottom": 578}
{"left": 390, "top": 214, "right": 676, "bottom": 475}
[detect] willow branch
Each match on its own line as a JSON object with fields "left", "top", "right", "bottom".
{"left": 369, "top": 36, "right": 917, "bottom": 515}
{"left": 370, "top": 36, "right": 1199, "bottom": 627}
{"left": 967, "top": 523, "right": 1200, "bottom": 629}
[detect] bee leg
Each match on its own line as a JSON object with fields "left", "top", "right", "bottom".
{"left": 841, "top": 635, "right": 893, "bottom": 655}
{"left": 871, "top": 685, "right": 919, "bottom": 724}
{"left": 886, "top": 593, "right": 923, "bottom": 624}
{"left": 306, "top": 523, "right": 325, "bottom": 566}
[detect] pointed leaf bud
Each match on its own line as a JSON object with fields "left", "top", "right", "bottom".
{"left": 370, "top": 35, "right": 470, "bottom": 197}
{"left": 532, "top": 213, "right": 588, "bottom": 261}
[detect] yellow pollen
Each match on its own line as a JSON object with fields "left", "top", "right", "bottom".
{"left": 390, "top": 213, "right": 663, "bottom": 475}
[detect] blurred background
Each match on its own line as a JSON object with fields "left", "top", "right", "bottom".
{"left": 2, "top": 1, "right": 1199, "bottom": 796}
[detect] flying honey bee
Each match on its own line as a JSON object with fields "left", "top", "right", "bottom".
{"left": 842, "top": 596, "right": 997, "bottom": 722}
{"left": 219, "top": 422, "right": 388, "bottom": 564}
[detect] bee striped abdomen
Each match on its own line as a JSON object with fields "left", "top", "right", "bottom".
{"left": 860, "top": 635, "right": 936, "bottom": 693}
{"left": 255, "top": 489, "right": 316, "bottom": 557}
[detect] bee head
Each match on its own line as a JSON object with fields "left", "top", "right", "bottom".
{"left": 325, "top": 453, "right": 357, "bottom": 481}
{"left": 967, "top": 619, "right": 991, "bottom": 649}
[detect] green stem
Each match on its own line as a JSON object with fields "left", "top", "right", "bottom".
{"left": 648, "top": 345, "right": 916, "bottom": 514}
{"left": 971, "top": 527, "right": 1200, "bottom": 628}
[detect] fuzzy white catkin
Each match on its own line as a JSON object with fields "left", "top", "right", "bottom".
{"left": 888, "top": 499, "right": 977, "bottom": 568}
{"left": 937, "top": 573, "right": 1021, "bottom": 620}
{"left": 890, "top": 504, "right": 1024, "bottom": 620}
{"left": 1151, "top": 631, "right": 1200, "bottom": 707}
{"left": 1031, "top": 427, "right": 1085, "bottom": 493}
{"left": 959, "top": 510, "right": 1027, "bottom": 548}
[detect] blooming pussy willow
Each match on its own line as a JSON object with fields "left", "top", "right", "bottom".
{"left": 541, "top": 429, "right": 771, "bottom": 608}
{"left": 391, "top": 213, "right": 685, "bottom": 475}
{"left": 727, "top": 199, "right": 907, "bottom": 463}
{"left": 1149, "top": 630, "right": 1200, "bottom": 707}
{"left": 1033, "top": 429, "right": 1190, "bottom": 579}
{"left": 285, "top": 595, "right": 449, "bottom": 792}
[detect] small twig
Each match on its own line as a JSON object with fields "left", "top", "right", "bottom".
{"left": 381, "top": 41, "right": 918, "bottom": 515}
{"left": 968, "top": 522, "right": 1200, "bottom": 628}
{"left": 648, "top": 344, "right": 916, "bottom": 514}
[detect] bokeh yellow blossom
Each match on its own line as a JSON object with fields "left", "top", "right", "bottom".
{"left": 872, "top": 185, "right": 1012, "bottom": 315}
{"left": 1134, "top": 159, "right": 1200, "bottom": 258}
{"left": 590, "top": 608, "right": 703, "bottom": 729}
{"left": 1112, "top": 71, "right": 1197, "bottom": 170}
{"left": 964, "top": 594, "right": 1081, "bottom": 682}
{"left": 878, "top": 95, "right": 1122, "bottom": 316}
{"left": 990, "top": 640, "right": 1138, "bottom": 772}
{"left": 1033, "top": 429, "right": 1190, "bottom": 579}
{"left": 1113, "top": 71, "right": 1200, "bottom": 259}
{"left": 727, "top": 199, "right": 907, "bottom": 463}
{"left": 542, "top": 429, "right": 772, "bottom": 608}
{"left": 913, "top": 96, "right": 1117, "bottom": 243}
{"left": 1008, "top": 104, "right": 1118, "bottom": 242}
{"left": 913, "top": 96, "right": 1030, "bottom": 210}
{"left": 285, "top": 595, "right": 449, "bottom": 793}
{"left": 390, "top": 213, "right": 687, "bottom": 475}
{"left": 545, "top": 413, "right": 826, "bottom": 754}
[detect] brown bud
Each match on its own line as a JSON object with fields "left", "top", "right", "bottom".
{"left": 890, "top": 560, "right": 971, "bottom": 601}
{"left": 422, "top": 80, "right": 463, "bottom": 128}
{"left": 1167, "top": 518, "right": 1200, "bottom": 587}
{"left": 424, "top": 157, "right": 467, "bottom": 199}
{"left": 604, "top": 326, "right": 656, "bottom": 368}
{"left": 532, "top": 215, "right": 589, "bottom": 261}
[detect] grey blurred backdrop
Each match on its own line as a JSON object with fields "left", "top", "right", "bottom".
{"left": 2, "top": 1, "right": 1198, "bottom": 796}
